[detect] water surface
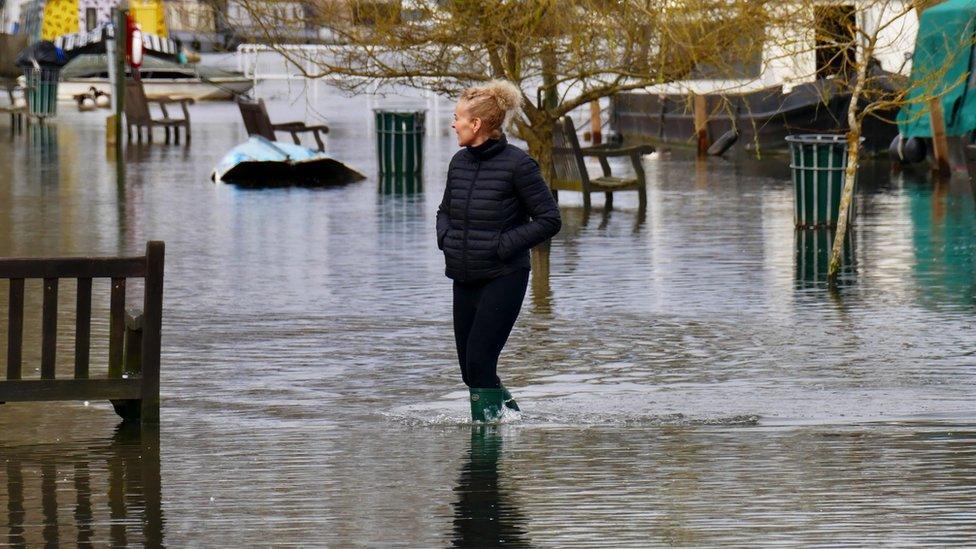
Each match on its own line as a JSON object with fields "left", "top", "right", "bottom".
{"left": 0, "top": 66, "right": 975, "bottom": 545}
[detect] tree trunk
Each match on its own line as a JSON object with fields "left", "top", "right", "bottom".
{"left": 827, "top": 51, "right": 872, "bottom": 282}
{"left": 827, "top": 127, "right": 860, "bottom": 282}
{"left": 521, "top": 120, "right": 556, "bottom": 186}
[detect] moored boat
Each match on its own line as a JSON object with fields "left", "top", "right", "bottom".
{"left": 59, "top": 54, "right": 253, "bottom": 101}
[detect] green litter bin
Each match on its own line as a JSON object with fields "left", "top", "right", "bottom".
{"left": 375, "top": 109, "right": 425, "bottom": 176}
{"left": 786, "top": 134, "right": 862, "bottom": 229}
{"left": 795, "top": 227, "right": 856, "bottom": 286}
{"left": 23, "top": 66, "right": 60, "bottom": 120}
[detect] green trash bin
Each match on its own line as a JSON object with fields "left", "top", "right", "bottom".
{"left": 23, "top": 66, "right": 60, "bottom": 120}
{"left": 375, "top": 109, "right": 425, "bottom": 176}
{"left": 786, "top": 134, "right": 862, "bottom": 229}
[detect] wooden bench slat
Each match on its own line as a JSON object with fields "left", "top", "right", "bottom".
{"left": 75, "top": 278, "right": 92, "bottom": 379}
{"left": 591, "top": 176, "right": 638, "bottom": 188}
{"left": 0, "top": 257, "right": 146, "bottom": 279}
{"left": 140, "top": 241, "right": 165, "bottom": 424}
{"left": 41, "top": 278, "right": 58, "bottom": 380}
{"left": 0, "top": 379, "right": 142, "bottom": 401}
{"left": 108, "top": 278, "right": 126, "bottom": 379}
{"left": 6, "top": 278, "right": 24, "bottom": 380}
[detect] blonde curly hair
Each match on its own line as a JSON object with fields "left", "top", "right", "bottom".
{"left": 459, "top": 80, "right": 523, "bottom": 139}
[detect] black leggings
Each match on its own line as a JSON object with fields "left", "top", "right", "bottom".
{"left": 453, "top": 269, "right": 529, "bottom": 388}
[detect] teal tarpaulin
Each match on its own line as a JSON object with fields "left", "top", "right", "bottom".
{"left": 897, "top": 0, "right": 976, "bottom": 138}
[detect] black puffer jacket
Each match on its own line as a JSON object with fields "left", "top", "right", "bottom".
{"left": 436, "top": 135, "right": 561, "bottom": 282}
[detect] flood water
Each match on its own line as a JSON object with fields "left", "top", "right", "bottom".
{"left": 1, "top": 59, "right": 975, "bottom": 545}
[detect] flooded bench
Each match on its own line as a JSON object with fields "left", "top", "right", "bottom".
{"left": 0, "top": 241, "right": 164, "bottom": 424}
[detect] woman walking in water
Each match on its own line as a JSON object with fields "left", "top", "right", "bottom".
{"left": 436, "top": 80, "right": 562, "bottom": 422}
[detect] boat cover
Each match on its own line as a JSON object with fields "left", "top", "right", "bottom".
{"left": 53, "top": 23, "right": 177, "bottom": 61}
{"left": 212, "top": 136, "right": 366, "bottom": 187}
{"left": 897, "top": 0, "right": 976, "bottom": 137}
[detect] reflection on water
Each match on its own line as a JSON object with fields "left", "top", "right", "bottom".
{"left": 560, "top": 204, "right": 647, "bottom": 235}
{"left": 1, "top": 424, "right": 162, "bottom": 546}
{"left": 378, "top": 172, "right": 424, "bottom": 194}
{"left": 452, "top": 427, "right": 529, "bottom": 548}
{"left": 906, "top": 175, "right": 976, "bottom": 307}
{"left": 1, "top": 79, "right": 976, "bottom": 544}
{"left": 26, "top": 123, "right": 58, "bottom": 177}
{"left": 794, "top": 228, "right": 856, "bottom": 287}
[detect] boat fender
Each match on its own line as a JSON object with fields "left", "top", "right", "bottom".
{"left": 889, "top": 134, "right": 926, "bottom": 164}
{"left": 707, "top": 129, "right": 738, "bottom": 156}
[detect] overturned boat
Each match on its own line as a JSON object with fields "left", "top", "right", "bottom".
{"left": 212, "top": 136, "right": 366, "bottom": 187}
{"left": 60, "top": 54, "right": 252, "bottom": 101}
{"left": 611, "top": 75, "right": 902, "bottom": 156}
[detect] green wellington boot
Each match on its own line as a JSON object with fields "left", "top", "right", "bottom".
{"left": 469, "top": 388, "right": 506, "bottom": 422}
{"left": 499, "top": 385, "right": 520, "bottom": 412}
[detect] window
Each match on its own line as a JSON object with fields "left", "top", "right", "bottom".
{"left": 815, "top": 5, "right": 856, "bottom": 79}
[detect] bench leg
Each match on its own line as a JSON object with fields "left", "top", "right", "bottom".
{"left": 175, "top": 126, "right": 181, "bottom": 145}
{"left": 148, "top": 125, "right": 153, "bottom": 143}
{"left": 583, "top": 191, "right": 592, "bottom": 210}
{"left": 185, "top": 123, "right": 191, "bottom": 143}
{"left": 164, "top": 127, "right": 170, "bottom": 143}
{"left": 638, "top": 185, "right": 647, "bottom": 209}
{"left": 605, "top": 192, "right": 613, "bottom": 210}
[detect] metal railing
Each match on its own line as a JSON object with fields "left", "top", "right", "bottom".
{"left": 235, "top": 44, "right": 446, "bottom": 138}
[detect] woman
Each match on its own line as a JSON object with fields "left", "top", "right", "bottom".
{"left": 436, "top": 80, "right": 562, "bottom": 422}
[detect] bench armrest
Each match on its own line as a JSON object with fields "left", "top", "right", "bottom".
{"left": 148, "top": 96, "right": 195, "bottom": 106}
{"left": 274, "top": 123, "right": 330, "bottom": 151}
{"left": 153, "top": 96, "right": 192, "bottom": 121}
{"left": 272, "top": 123, "right": 330, "bottom": 133}
{"left": 579, "top": 144, "right": 654, "bottom": 158}
{"left": 580, "top": 145, "right": 653, "bottom": 177}
{"left": 271, "top": 121, "right": 307, "bottom": 129}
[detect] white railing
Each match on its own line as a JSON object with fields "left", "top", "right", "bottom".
{"left": 235, "top": 44, "right": 445, "bottom": 137}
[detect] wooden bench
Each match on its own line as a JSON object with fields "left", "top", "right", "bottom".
{"left": 125, "top": 79, "right": 193, "bottom": 144}
{"left": 238, "top": 97, "right": 329, "bottom": 151}
{"left": 551, "top": 115, "right": 653, "bottom": 210}
{"left": 0, "top": 241, "right": 164, "bottom": 425}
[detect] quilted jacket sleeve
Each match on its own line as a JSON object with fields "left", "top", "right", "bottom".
{"left": 498, "top": 156, "right": 562, "bottom": 260}
{"left": 436, "top": 167, "right": 451, "bottom": 250}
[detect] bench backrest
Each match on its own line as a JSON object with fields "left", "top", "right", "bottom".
{"left": 238, "top": 98, "right": 277, "bottom": 141}
{"left": 124, "top": 79, "right": 152, "bottom": 124}
{"left": 551, "top": 116, "right": 590, "bottom": 187}
{"left": 0, "top": 241, "right": 164, "bottom": 423}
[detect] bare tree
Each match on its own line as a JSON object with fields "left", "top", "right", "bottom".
{"left": 233, "top": 0, "right": 769, "bottom": 179}
{"left": 762, "top": 0, "right": 972, "bottom": 282}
